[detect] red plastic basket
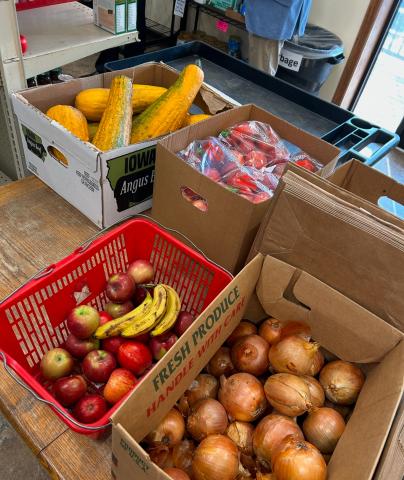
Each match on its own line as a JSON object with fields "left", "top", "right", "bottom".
{"left": 0, "top": 217, "right": 232, "bottom": 436}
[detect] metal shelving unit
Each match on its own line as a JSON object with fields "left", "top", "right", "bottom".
{"left": 0, "top": 1, "right": 138, "bottom": 180}
{"left": 188, "top": 1, "right": 246, "bottom": 32}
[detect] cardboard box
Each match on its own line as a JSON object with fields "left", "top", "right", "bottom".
{"left": 152, "top": 104, "right": 340, "bottom": 273}
{"left": 93, "top": 0, "right": 127, "bottom": 34}
{"left": 110, "top": 253, "right": 404, "bottom": 480}
{"left": 11, "top": 63, "right": 235, "bottom": 228}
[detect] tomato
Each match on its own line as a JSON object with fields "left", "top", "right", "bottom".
{"left": 245, "top": 151, "right": 268, "bottom": 169}
{"left": 205, "top": 167, "right": 221, "bottom": 182}
{"left": 229, "top": 149, "right": 245, "bottom": 165}
{"left": 203, "top": 141, "right": 224, "bottom": 163}
{"left": 295, "top": 158, "right": 317, "bottom": 172}
{"left": 230, "top": 123, "right": 256, "bottom": 137}
{"left": 117, "top": 341, "right": 152, "bottom": 375}
{"left": 226, "top": 171, "right": 258, "bottom": 193}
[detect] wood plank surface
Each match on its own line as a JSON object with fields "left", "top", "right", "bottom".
{"left": 0, "top": 177, "right": 111, "bottom": 479}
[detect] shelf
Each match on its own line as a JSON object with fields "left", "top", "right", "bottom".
{"left": 17, "top": 2, "right": 138, "bottom": 78}
{"left": 189, "top": 1, "right": 246, "bottom": 30}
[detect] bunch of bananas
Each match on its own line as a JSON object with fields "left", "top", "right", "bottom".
{"left": 95, "top": 284, "right": 181, "bottom": 339}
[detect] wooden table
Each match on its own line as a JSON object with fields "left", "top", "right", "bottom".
{"left": 0, "top": 177, "right": 111, "bottom": 479}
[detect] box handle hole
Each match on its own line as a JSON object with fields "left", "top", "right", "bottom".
{"left": 47, "top": 146, "right": 69, "bottom": 167}
{"left": 180, "top": 186, "right": 208, "bottom": 212}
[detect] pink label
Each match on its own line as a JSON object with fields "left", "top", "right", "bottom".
{"left": 216, "top": 20, "right": 229, "bottom": 32}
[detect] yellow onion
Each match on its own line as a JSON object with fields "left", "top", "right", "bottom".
{"left": 164, "top": 467, "right": 191, "bottom": 480}
{"left": 309, "top": 350, "right": 325, "bottom": 376}
{"left": 219, "top": 373, "right": 267, "bottom": 422}
{"left": 226, "top": 321, "right": 257, "bottom": 347}
{"left": 192, "top": 434, "right": 240, "bottom": 480}
{"left": 319, "top": 360, "right": 365, "bottom": 405}
{"left": 148, "top": 445, "right": 174, "bottom": 469}
{"left": 269, "top": 335, "right": 321, "bottom": 376}
{"left": 280, "top": 321, "right": 311, "bottom": 341}
{"left": 239, "top": 452, "right": 257, "bottom": 476}
{"left": 172, "top": 439, "right": 195, "bottom": 478}
{"left": 231, "top": 334, "right": 270, "bottom": 376}
{"left": 145, "top": 408, "right": 185, "bottom": 447}
{"left": 303, "top": 407, "right": 345, "bottom": 454}
{"left": 264, "top": 374, "right": 312, "bottom": 417}
{"left": 302, "top": 376, "right": 325, "bottom": 408}
{"left": 187, "top": 398, "right": 228, "bottom": 441}
{"left": 324, "top": 400, "right": 351, "bottom": 419}
{"left": 178, "top": 374, "right": 219, "bottom": 416}
{"left": 256, "top": 474, "right": 276, "bottom": 480}
{"left": 253, "top": 414, "right": 303, "bottom": 468}
{"left": 272, "top": 435, "right": 327, "bottom": 480}
{"left": 226, "top": 421, "right": 254, "bottom": 456}
{"left": 258, "top": 318, "right": 282, "bottom": 345}
{"left": 207, "top": 347, "right": 236, "bottom": 378}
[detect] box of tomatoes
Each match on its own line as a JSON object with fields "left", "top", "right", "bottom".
{"left": 152, "top": 104, "right": 340, "bottom": 274}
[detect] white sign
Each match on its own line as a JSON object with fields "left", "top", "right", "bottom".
{"left": 174, "top": 0, "right": 186, "bottom": 17}
{"left": 279, "top": 49, "right": 303, "bottom": 72}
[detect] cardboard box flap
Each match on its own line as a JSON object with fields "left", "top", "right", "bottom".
{"left": 329, "top": 340, "right": 404, "bottom": 480}
{"left": 256, "top": 256, "right": 402, "bottom": 363}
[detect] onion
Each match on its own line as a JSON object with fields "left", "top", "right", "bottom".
{"left": 231, "top": 335, "right": 269, "bottom": 376}
{"left": 264, "top": 373, "right": 312, "bottom": 417}
{"left": 280, "top": 321, "right": 311, "bottom": 341}
{"left": 226, "top": 421, "right": 254, "bottom": 456}
{"left": 207, "top": 347, "right": 235, "bottom": 378}
{"left": 256, "top": 474, "right": 276, "bottom": 480}
{"left": 178, "top": 374, "right": 219, "bottom": 416}
{"left": 145, "top": 408, "right": 185, "bottom": 447}
{"left": 226, "top": 321, "right": 257, "bottom": 347}
{"left": 258, "top": 318, "right": 282, "bottom": 345}
{"left": 272, "top": 435, "right": 327, "bottom": 480}
{"left": 269, "top": 335, "right": 321, "bottom": 376}
{"left": 219, "top": 373, "right": 267, "bottom": 422}
{"left": 324, "top": 400, "right": 351, "bottom": 419}
{"left": 164, "top": 467, "right": 191, "bottom": 480}
{"left": 309, "top": 350, "right": 325, "bottom": 376}
{"left": 192, "top": 434, "right": 240, "bottom": 480}
{"left": 253, "top": 414, "right": 303, "bottom": 468}
{"left": 187, "top": 398, "right": 228, "bottom": 441}
{"left": 302, "top": 376, "right": 325, "bottom": 408}
{"left": 303, "top": 407, "right": 345, "bottom": 454}
{"left": 148, "top": 445, "right": 174, "bottom": 469}
{"left": 172, "top": 439, "right": 195, "bottom": 478}
{"left": 319, "top": 360, "right": 365, "bottom": 405}
{"left": 239, "top": 452, "right": 257, "bottom": 476}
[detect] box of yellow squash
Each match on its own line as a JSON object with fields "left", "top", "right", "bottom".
{"left": 11, "top": 62, "right": 236, "bottom": 228}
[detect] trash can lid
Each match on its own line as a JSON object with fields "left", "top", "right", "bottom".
{"left": 283, "top": 24, "right": 344, "bottom": 59}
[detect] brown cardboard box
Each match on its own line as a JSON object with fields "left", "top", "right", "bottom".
{"left": 152, "top": 104, "right": 340, "bottom": 273}
{"left": 110, "top": 253, "right": 404, "bottom": 480}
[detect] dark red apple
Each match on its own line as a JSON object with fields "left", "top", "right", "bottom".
{"left": 149, "top": 332, "right": 178, "bottom": 361}
{"left": 133, "top": 286, "right": 148, "bottom": 306}
{"left": 102, "top": 336, "right": 126, "bottom": 355}
{"left": 118, "top": 342, "right": 152, "bottom": 375}
{"left": 54, "top": 375, "right": 87, "bottom": 407}
{"left": 105, "top": 300, "right": 134, "bottom": 319}
{"left": 127, "top": 259, "right": 154, "bottom": 284}
{"left": 40, "top": 348, "right": 74, "bottom": 381}
{"left": 106, "top": 273, "right": 135, "bottom": 303}
{"left": 99, "top": 311, "right": 113, "bottom": 326}
{"left": 73, "top": 394, "right": 107, "bottom": 424}
{"left": 82, "top": 350, "right": 116, "bottom": 383}
{"left": 65, "top": 333, "right": 100, "bottom": 359}
{"left": 174, "top": 311, "right": 196, "bottom": 337}
{"left": 134, "top": 331, "right": 150, "bottom": 344}
{"left": 67, "top": 305, "right": 100, "bottom": 339}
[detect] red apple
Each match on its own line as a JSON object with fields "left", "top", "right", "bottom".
{"left": 133, "top": 286, "right": 148, "bottom": 306}
{"left": 82, "top": 350, "right": 116, "bottom": 383}
{"left": 174, "top": 311, "right": 196, "bottom": 337}
{"left": 127, "top": 259, "right": 154, "bottom": 284}
{"left": 149, "top": 332, "right": 178, "bottom": 361}
{"left": 105, "top": 300, "right": 134, "bottom": 319}
{"left": 99, "top": 311, "right": 113, "bottom": 326}
{"left": 134, "top": 331, "right": 150, "bottom": 344}
{"left": 104, "top": 368, "right": 138, "bottom": 404}
{"left": 67, "top": 305, "right": 100, "bottom": 339}
{"left": 73, "top": 394, "right": 107, "bottom": 424}
{"left": 53, "top": 375, "right": 87, "bottom": 407}
{"left": 106, "top": 273, "right": 135, "bottom": 303}
{"left": 40, "top": 348, "right": 74, "bottom": 381}
{"left": 65, "top": 333, "right": 100, "bottom": 359}
{"left": 117, "top": 342, "right": 152, "bottom": 375}
{"left": 102, "top": 336, "right": 126, "bottom": 355}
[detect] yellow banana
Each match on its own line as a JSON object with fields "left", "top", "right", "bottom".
{"left": 94, "top": 292, "right": 152, "bottom": 339}
{"left": 150, "top": 285, "right": 181, "bottom": 337}
{"left": 121, "top": 284, "right": 167, "bottom": 338}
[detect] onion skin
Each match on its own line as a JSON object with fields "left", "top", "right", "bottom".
{"left": 219, "top": 373, "right": 267, "bottom": 422}
{"left": 264, "top": 373, "right": 312, "bottom": 417}
{"left": 309, "top": 350, "right": 325, "bottom": 376}
{"left": 226, "top": 321, "right": 257, "bottom": 347}
{"left": 187, "top": 398, "right": 228, "bottom": 441}
{"left": 192, "top": 434, "right": 240, "bottom": 480}
{"left": 172, "top": 439, "right": 195, "bottom": 478}
{"left": 253, "top": 414, "right": 304, "bottom": 468}
{"left": 231, "top": 334, "right": 270, "bottom": 376}
{"left": 145, "top": 408, "right": 185, "bottom": 447}
{"left": 148, "top": 445, "right": 174, "bottom": 469}
{"left": 269, "top": 335, "right": 321, "bottom": 376}
{"left": 302, "top": 376, "right": 325, "bottom": 408}
{"left": 258, "top": 318, "right": 282, "bottom": 345}
{"left": 303, "top": 407, "right": 346, "bottom": 454}
{"left": 178, "top": 374, "right": 219, "bottom": 416}
{"left": 319, "top": 360, "right": 365, "bottom": 405}
{"left": 280, "top": 321, "right": 311, "bottom": 341}
{"left": 164, "top": 467, "right": 191, "bottom": 480}
{"left": 207, "top": 347, "right": 235, "bottom": 378}
{"left": 226, "top": 421, "right": 254, "bottom": 456}
{"left": 272, "top": 435, "right": 327, "bottom": 480}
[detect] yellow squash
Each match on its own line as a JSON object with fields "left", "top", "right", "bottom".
{"left": 184, "top": 113, "right": 212, "bottom": 127}
{"left": 46, "top": 105, "right": 89, "bottom": 141}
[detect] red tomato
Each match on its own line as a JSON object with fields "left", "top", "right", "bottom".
{"left": 118, "top": 341, "right": 152, "bottom": 375}
{"left": 295, "top": 158, "right": 317, "bottom": 172}
{"left": 226, "top": 171, "right": 258, "bottom": 193}
{"left": 229, "top": 149, "right": 245, "bottom": 165}
{"left": 205, "top": 167, "right": 221, "bottom": 182}
{"left": 203, "top": 141, "right": 224, "bottom": 163}
{"left": 230, "top": 123, "right": 255, "bottom": 137}
{"left": 245, "top": 151, "right": 268, "bottom": 169}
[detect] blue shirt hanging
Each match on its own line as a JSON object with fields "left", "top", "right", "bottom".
{"left": 245, "top": 0, "right": 312, "bottom": 40}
